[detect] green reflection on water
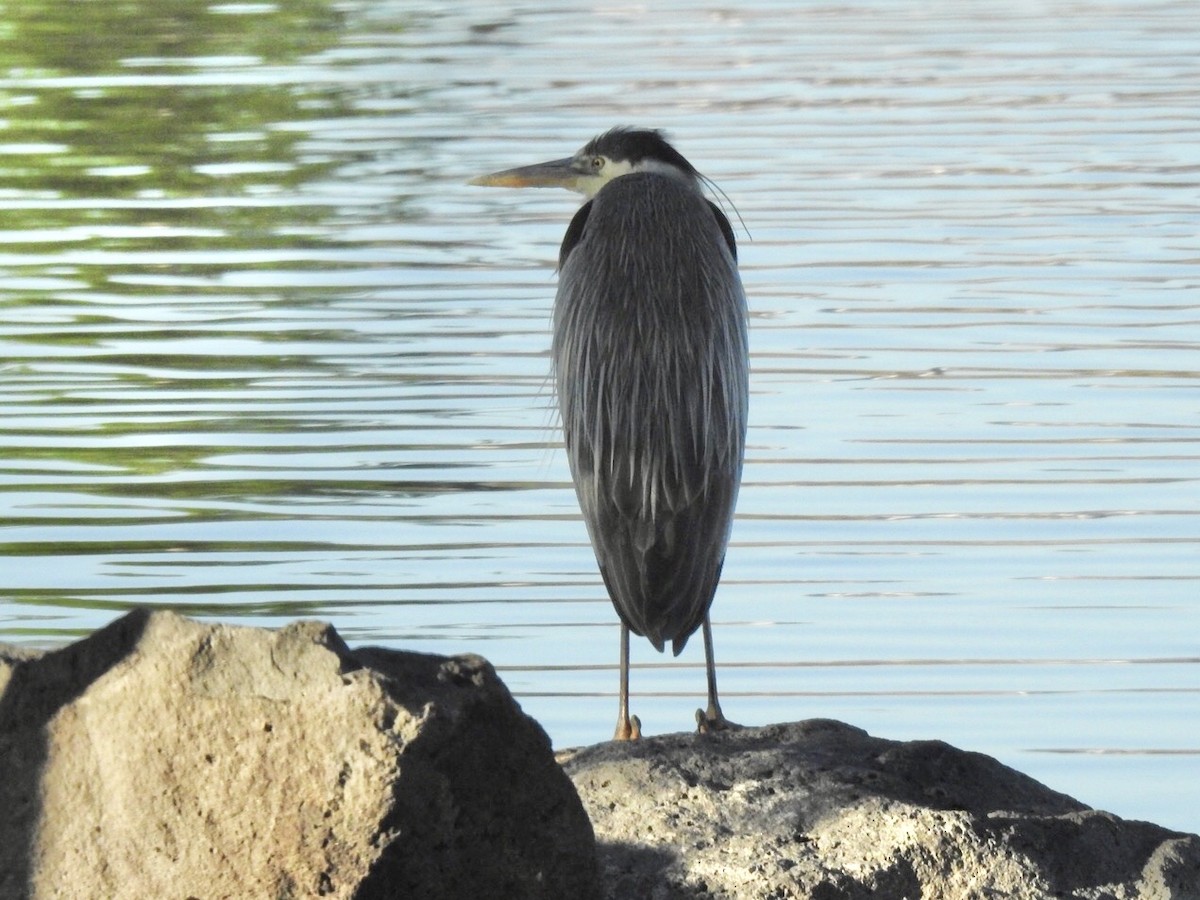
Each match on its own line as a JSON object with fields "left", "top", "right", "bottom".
{"left": 0, "top": 0, "right": 353, "bottom": 207}
{"left": 1, "top": 0, "right": 347, "bottom": 75}
{"left": 0, "top": 0, "right": 431, "bottom": 622}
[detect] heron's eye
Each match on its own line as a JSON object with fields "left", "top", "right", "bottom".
{"left": 591, "top": 156, "right": 605, "bottom": 171}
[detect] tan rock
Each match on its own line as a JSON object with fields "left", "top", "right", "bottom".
{"left": 8, "top": 612, "right": 1198, "bottom": 900}
{"left": 0, "top": 609, "right": 598, "bottom": 900}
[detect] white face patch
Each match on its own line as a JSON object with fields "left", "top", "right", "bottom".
{"left": 570, "top": 154, "right": 695, "bottom": 198}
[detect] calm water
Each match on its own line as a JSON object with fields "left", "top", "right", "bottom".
{"left": 2, "top": 0, "right": 1198, "bottom": 834}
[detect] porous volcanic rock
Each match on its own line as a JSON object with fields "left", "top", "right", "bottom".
{"left": 561, "top": 719, "right": 1200, "bottom": 900}
{"left": 0, "top": 609, "right": 597, "bottom": 900}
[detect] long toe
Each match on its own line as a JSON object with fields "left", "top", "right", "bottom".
{"left": 695, "top": 707, "right": 741, "bottom": 734}
{"left": 614, "top": 713, "right": 643, "bottom": 741}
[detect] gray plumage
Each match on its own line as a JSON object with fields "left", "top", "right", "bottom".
{"left": 471, "top": 127, "right": 747, "bottom": 736}
{"left": 553, "top": 170, "right": 749, "bottom": 655}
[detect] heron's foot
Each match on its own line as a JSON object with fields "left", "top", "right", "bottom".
{"left": 695, "top": 706, "right": 740, "bottom": 735}
{"left": 614, "top": 713, "right": 642, "bottom": 742}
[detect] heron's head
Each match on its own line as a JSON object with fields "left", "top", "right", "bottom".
{"left": 471, "top": 127, "right": 700, "bottom": 199}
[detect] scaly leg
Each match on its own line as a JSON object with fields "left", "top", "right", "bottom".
{"left": 696, "top": 615, "right": 739, "bottom": 733}
{"left": 613, "top": 623, "right": 641, "bottom": 740}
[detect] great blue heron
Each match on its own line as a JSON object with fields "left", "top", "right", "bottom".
{"left": 472, "top": 127, "right": 748, "bottom": 740}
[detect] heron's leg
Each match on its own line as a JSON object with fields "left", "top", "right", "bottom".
{"left": 613, "top": 623, "right": 641, "bottom": 740}
{"left": 696, "top": 615, "right": 739, "bottom": 733}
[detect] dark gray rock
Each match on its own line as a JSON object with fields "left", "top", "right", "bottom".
{"left": 0, "top": 609, "right": 598, "bottom": 900}
{"left": 561, "top": 719, "right": 1200, "bottom": 900}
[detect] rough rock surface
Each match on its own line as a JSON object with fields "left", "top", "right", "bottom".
{"left": 0, "top": 609, "right": 597, "bottom": 900}
{"left": 6, "top": 613, "right": 1199, "bottom": 900}
{"left": 562, "top": 719, "right": 1200, "bottom": 900}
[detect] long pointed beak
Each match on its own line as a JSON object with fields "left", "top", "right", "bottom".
{"left": 469, "top": 157, "right": 580, "bottom": 190}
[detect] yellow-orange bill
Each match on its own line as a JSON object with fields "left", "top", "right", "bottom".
{"left": 469, "top": 158, "right": 577, "bottom": 189}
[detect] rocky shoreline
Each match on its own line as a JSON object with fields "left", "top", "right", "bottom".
{"left": 2, "top": 610, "right": 1197, "bottom": 899}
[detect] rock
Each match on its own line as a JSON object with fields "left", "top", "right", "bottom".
{"left": 6, "top": 614, "right": 1198, "bottom": 900}
{"left": 0, "top": 609, "right": 597, "bottom": 900}
{"left": 561, "top": 719, "right": 1200, "bottom": 900}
